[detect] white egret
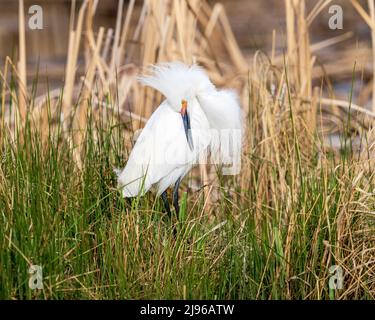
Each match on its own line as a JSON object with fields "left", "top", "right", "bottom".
{"left": 117, "top": 62, "right": 243, "bottom": 216}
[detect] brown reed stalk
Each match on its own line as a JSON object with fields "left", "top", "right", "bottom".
{"left": 369, "top": 0, "right": 375, "bottom": 112}
{"left": 17, "top": 0, "right": 27, "bottom": 128}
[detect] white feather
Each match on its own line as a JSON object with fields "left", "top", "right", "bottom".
{"left": 117, "top": 62, "right": 243, "bottom": 197}
{"left": 197, "top": 89, "right": 243, "bottom": 174}
{"left": 118, "top": 98, "right": 210, "bottom": 197}
{"left": 138, "top": 62, "right": 216, "bottom": 111}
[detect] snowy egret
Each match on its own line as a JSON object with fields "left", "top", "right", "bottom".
{"left": 117, "top": 62, "right": 242, "bottom": 216}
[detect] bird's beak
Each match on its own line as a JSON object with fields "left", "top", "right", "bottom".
{"left": 181, "top": 100, "right": 194, "bottom": 151}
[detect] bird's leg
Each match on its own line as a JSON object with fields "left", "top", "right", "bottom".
{"left": 124, "top": 197, "right": 133, "bottom": 213}
{"left": 161, "top": 191, "right": 172, "bottom": 217}
{"left": 172, "top": 177, "right": 182, "bottom": 217}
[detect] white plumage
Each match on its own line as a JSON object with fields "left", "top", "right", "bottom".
{"left": 117, "top": 62, "right": 243, "bottom": 199}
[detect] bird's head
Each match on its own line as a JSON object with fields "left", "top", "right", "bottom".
{"left": 139, "top": 62, "right": 215, "bottom": 150}
{"left": 139, "top": 62, "right": 215, "bottom": 110}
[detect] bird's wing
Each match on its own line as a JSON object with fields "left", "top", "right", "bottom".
{"left": 117, "top": 101, "right": 198, "bottom": 197}
{"left": 198, "top": 90, "right": 243, "bottom": 175}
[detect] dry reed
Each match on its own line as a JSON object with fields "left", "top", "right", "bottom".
{"left": 0, "top": 0, "right": 375, "bottom": 299}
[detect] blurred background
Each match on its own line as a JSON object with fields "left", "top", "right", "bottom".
{"left": 0, "top": 0, "right": 372, "bottom": 102}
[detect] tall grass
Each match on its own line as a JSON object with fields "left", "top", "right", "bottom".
{"left": 1, "top": 67, "right": 374, "bottom": 299}
{"left": 0, "top": 0, "right": 375, "bottom": 299}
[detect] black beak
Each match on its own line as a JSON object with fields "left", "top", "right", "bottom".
{"left": 181, "top": 112, "right": 194, "bottom": 151}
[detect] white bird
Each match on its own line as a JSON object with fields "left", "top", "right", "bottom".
{"left": 117, "top": 62, "right": 243, "bottom": 216}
